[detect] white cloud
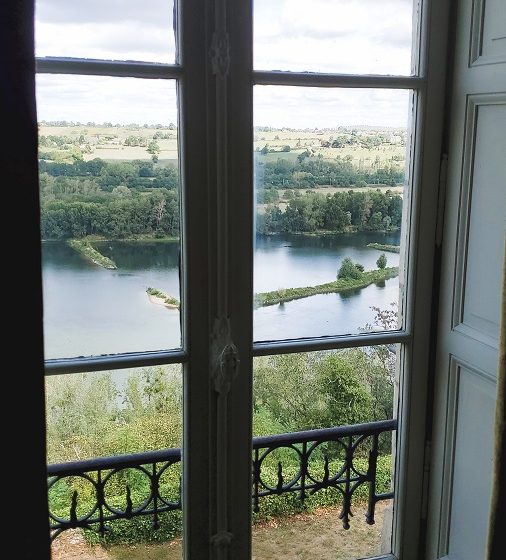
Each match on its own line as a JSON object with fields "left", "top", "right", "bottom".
{"left": 36, "top": 75, "right": 178, "bottom": 125}
{"left": 254, "top": 86, "right": 411, "bottom": 129}
{"left": 35, "top": 0, "right": 175, "bottom": 62}
{"left": 35, "top": 0, "right": 415, "bottom": 128}
{"left": 254, "top": 0, "right": 413, "bottom": 74}
{"left": 36, "top": 0, "right": 174, "bottom": 25}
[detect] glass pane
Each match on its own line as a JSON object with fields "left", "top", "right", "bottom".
{"left": 254, "top": 0, "right": 415, "bottom": 75}
{"left": 37, "top": 75, "right": 181, "bottom": 358}
{"left": 254, "top": 86, "right": 411, "bottom": 342}
{"left": 252, "top": 347, "right": 397, "bottom": 558}
{"left": 46, "top": 365, "right": 183, "bottom": 556}
{"left": 35, "top": 0, "right": 176, "bottom": 63}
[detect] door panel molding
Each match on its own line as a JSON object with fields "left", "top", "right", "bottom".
{"left": 435, "top": 355, "right": 496, "bottom": 557}
{"left": 451, "top": 93, "right": 506, "bottom": 348}
{"left": 469, "top": 0, "right": 506, "bottom": 66}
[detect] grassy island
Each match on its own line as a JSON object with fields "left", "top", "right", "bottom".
{"left": 146, "top": 287, "right": 180, "bottom": 309}
{"left": 254, "top": 267, "right": 399, "bottom": 307}
{"left": 366, "top": 243, "right": 400, "bottom": 253}
{"left": 67, "top": 239, "right": 117, "bottom": 269}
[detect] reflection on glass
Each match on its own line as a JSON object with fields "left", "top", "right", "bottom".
{"left": 252, "top": 347, "right": 397, "bottom": 558}
{"left": 37, "top": 75, "right": 181, "bottom": 358}
{"left": 254, "top": 0, "right": 414, "bottom": 75}
{"left": 35, "top": 0, "right": 176, "bottom": 63}
{"left": 254, "top": 86, "right": 410, "bottom": 341}
{"left": 46, "top": 365, "right": 182, "bottom": 555}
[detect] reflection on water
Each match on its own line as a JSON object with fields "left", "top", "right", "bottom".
{"left": 42, "top": 231, "right": 400, "bottom": 358}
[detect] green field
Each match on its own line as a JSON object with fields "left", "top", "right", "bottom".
{"left": 39, "top": 123, "right": 407, "bottom": 170}
{"left": 254, "top": 126, "right": 407, "bottom": 170}
{"left": 39, "top": 123, "right": 178, "bottom": 163}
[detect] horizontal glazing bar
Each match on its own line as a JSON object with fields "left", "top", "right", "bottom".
{"left": 253, "top": 70, "right": 425, "bottom": 89}
{"left": 253, "top": 330, "right": 410, "bottom": 357}
{"left": 44, "top": 349, "right": 187, "bottom": 376}
{"left": 36, "top": 57, "right": 183, "bottom": 79}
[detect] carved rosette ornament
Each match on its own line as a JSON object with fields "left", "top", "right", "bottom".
{"left": 210, "top": 30, "right": 230, "bottom": 77}
{"left": 210, "top": 317, "right": 240, "bottom": 394}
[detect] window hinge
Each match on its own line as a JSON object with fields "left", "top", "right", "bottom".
{"left": 435, "top": 153, "right": 448, "bottom": 248}
{"left": 421, "top": 438, "right": 432, "bottom": 520}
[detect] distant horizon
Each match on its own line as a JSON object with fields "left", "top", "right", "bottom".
{"left": 39, "top": 120, "right": 407, "bottom": 132}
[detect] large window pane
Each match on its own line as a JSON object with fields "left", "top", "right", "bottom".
{"left": 35, "top": 0, "right": 176, "bottom": 63}
{"left": 252, "top": 347, "right": 398, "bottom": 559}
{"left": 46, "top": 365, "right": 182, "bottom": 557}
{"left": 37, "top": 75, "right": 181, "bottom": 358}
{"left": 254, "top": 0, "right": 415, "bottom": 75}
{"left": 254, "top": 87, "right": 411, "bottom": 341}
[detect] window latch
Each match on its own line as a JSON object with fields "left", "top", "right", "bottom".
{"left": 211, "top": 317, "right": 240, "bottom": 394}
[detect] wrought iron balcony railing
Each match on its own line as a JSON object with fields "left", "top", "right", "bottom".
{"left": 48, "top": 418, "right": 396, "bottom": 540}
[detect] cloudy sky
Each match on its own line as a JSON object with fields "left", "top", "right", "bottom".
{"left": 35, "top": 0, "right": 414, "bottom": 129}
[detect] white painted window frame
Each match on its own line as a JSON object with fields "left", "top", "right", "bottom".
{"left": 37, "top": 0, "right": 451, "bottom": 558}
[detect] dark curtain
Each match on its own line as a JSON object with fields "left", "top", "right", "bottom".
{"left": 487, "top": 241, "right": 506, "bottom": 559}
{"left": 1, "top": 1, "right": 49, "bottom": 558}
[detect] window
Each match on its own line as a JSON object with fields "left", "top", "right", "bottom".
{"left": 36, "top": 0, "right": 449, "bottom": 558}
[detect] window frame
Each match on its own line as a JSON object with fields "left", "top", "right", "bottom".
{"left": 36, "top": 0, "right": 452, "bottom": 558}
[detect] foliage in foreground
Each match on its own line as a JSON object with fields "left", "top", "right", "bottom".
{"left": 47, "top": 308, "right": 397, "bottom": 546}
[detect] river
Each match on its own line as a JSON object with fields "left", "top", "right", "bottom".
{"left": 41, "top": 231, "right": 400, "bottom": 360}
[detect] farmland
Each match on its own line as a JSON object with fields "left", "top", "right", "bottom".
{"left": 39, "top": 122, "right": 407, "bottom": 174}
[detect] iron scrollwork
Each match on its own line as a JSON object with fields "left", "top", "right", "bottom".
{"left": 47, "top": 419, "right": 396, "bottom": 539}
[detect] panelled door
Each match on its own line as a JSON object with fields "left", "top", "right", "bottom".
{"left": 426, "top": 0, "right": 506, "bottom": 558}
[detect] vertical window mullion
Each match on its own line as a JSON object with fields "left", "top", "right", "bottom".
{"left": 179, "top": 0, "right": 214, "bottom": 558}
{"left": 219, "top": 0, "right": 254, "bottom": 558}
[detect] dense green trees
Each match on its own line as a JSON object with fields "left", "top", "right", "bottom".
{"left": 46, "top": 368, "right": 183, "bottom": 464}
{"left": 257, "top": 154, "right": 403, "bottom": 188}
{"left": 41, "top": 189, "right": 180, "bottom": 239}
{"left": 253, "top": 346, "right": 395, "bottom": 439}
{"left": 47, "top": 350, "right": 394, "bottom": 464}
{"left": 39, "top": 157, "right": 402, "bottom": 239}
{"left": 258, "top": 189, "right": 402, "bottom": 234}
{"left": 39, "top": 158, "right": 180, "bottom": 239}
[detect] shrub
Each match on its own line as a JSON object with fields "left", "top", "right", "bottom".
{"left": 337, "top": 257, "right": 363, "bottom": 280}
{"left": 376, "top": 253, "right": 387, "bottom": 269}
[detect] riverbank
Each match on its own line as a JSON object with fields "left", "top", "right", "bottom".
{"left": 366, "top": 243, "right": 400, "bottom": 253}
{"left": 82, "top": 234, "right": 180, "bottom": 243}
{"left": 67, "top": 239, "right": 117, "bottom": 269}
{"left": 255, "top": 267, "right": 399, "bottom": 307}
{"left": 146, "top": 287, "right": 180, "bottom": 309}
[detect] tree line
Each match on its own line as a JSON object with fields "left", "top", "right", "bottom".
{"left": 257, "top": 154, "right": 404, "bottom": 188}
{"left": 39, "top": 158, "right": 403, "bottom": 239}
{"left": 258, "top": 189, "right": 403, "bottom": 234}
{"left": 39, "top": 158, "right": 178, "bottom": 190}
